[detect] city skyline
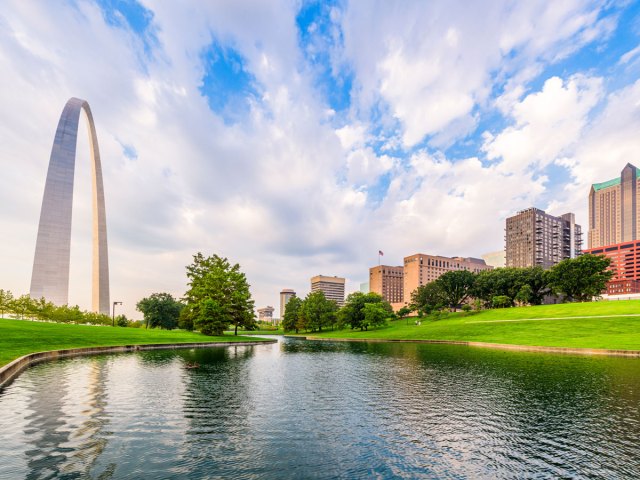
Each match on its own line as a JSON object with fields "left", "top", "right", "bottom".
{"left": 1, "top": 1, "right": 640, "bottom": 317}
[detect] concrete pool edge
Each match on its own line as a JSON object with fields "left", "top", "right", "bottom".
{"left": 0, "top": 339, "right": 277, "bottom": 389}
{"left": 290, "top": 336, "right": 640, "bottom": 357}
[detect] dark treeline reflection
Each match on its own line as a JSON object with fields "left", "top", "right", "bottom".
{"left": 0, "top": 339, "right": 638, "bottom": 479}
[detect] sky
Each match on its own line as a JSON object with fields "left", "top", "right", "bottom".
{"left": 1, "top": 0, "right": 640, "bottom": 319}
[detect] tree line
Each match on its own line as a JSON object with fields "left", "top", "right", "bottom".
{"left": 410, "top": 254, "right": 613, "bottom": 314}
{"left": 0, "top": 289, "right": 126, "bottom": 325}
{"left": 281, "top": 291, "right": 394, "bottom": 333}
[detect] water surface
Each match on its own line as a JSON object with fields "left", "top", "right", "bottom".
{"left": 0, "top": 337, "right": 639, "bottom": 479}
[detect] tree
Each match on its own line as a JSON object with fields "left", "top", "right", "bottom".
{"left": 411, "top": 281, "right": 446, "bottom": 314}
{"left": 339, "top": 292, "right": 390, "bottom": 331}
{"left": 514, "top": 284, "right": 533, "bottom": 306}
{"left": 115, "top": 314, "right": 129, "bottom": 327}
{"left": 282, "top": 296, "right": 302, "bottom": 332}
{"left": 492, "top": 295, "right": 511, "bottom": 308}
{"left": 0, "top": 289, "right": 13, "bottom": 318}
{"left": 547, "top": 254, "right": 613, "bottom": 302}
{"left": 183, "top": 253, "right": 255, "bottom": 335}
{"left": 437, "top": 270, "right": 476, "bottom": 311}
{"left": 196, "top": 298, "right": 229, "bottom": 335}
{"left": 362, "top": 302, "right": 391, "bottom": 330}
{"left": 12, "top": 294, "right": 34, "bottom": 320}
{"left": 300, "top": 291, "right": 338, "bottom": 332}
{"left": 136, "top": 292, "right": 183, "bottom": 329}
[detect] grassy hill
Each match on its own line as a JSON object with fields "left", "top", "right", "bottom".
{"left": 299, "top": 300, "right": 640, "bottom": 351}
{"left": 0, "top": 318, "right": 271, "bottom": 367}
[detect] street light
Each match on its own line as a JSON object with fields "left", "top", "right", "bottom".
{"left": 112, "top": 301, "right": 123, "bottom": 327}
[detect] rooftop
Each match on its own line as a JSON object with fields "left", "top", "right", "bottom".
{"left": 592, "top": 177, "right": 620, "bottom": 191}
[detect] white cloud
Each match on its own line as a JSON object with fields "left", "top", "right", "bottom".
{"left": 341, "top": 0, "right": 612, "bottom": 147}
{"left": 483, "top": 75, "right": 603, "bottom": 173}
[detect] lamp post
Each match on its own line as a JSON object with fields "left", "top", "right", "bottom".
{"left": 112, "top": 301, "right": 122, "bottom": 327}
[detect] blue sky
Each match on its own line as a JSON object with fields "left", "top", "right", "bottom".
{"left": 1, "top": 0, "right": 640, "bottom": 317}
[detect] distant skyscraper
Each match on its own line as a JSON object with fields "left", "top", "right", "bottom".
{"left": 588, "top": 163, "right": 640, "bottom": 248}
{"left": 30, "top": 98, "right": 110, "bottom": 314}
{"left": 310, "top": 275, "right": 345, "bottom": 306}
{"left": 403, "top": 254, "right": 492, "bottom": 305}
{"left": 279, "top": 289, "right": 296, "bottom": 319}
{"left": 369, "top": 265, "right": 403, "bottom": 304}
{"left": 505, "top": 208, "right": 582, "bottom": 269}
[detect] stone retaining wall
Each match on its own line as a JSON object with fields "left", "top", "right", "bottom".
{"left": 299, "top": 336, "right": 640, "bottom": 357}
{"left": 0, "top": 340, "right": 276, "bottom": 389}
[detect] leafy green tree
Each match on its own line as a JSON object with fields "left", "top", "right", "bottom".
{"left": 397, "top": 306, "right": 412, "bottom": 318}
{"left": 411, "top": 281, "right": 446, "bottom": 314}
{"left": 547, "top": 254, "right": 613, "bottom": 302}
{"left": 136, "top": 292, "right": 183, "bottom": 329}
{"left": 115, "top": 314, "right": 129, "bottom": 327}
{"left": 515, "top": 284, "right": 533, "bottom": 305}
{"left": 282, "top": 296, "right": 303, "bottom": 332}
{"left": 436, "top": 270, "right": 476, "bottom": 311}
{"left": 183, "top": 253, "right": 255, "bottom": 335}
{"left": 300, "top": 291, "right": 338, "bottom": 332}
{"left": 0, "top": 289, "right": 13, "bottom": 318}
{"left": 492, "top": 295, "right": 511, "bottom": 308}
{"left": 362, "top": 302, "right": 391, "bottom": 330}
{"left": 520, "top": 267, "right": 550, "bottom": 305}
{"left": 196, "top": 298, "right": 229, "bottom": 335}
{"left": 178, "top": 307, "right": 195, "bottom": 331}
{"left": 12, "top": 294, "right": 34, "bottom": 320}
{"left": 339, "top": 292, "right": 390, "bottom": 331}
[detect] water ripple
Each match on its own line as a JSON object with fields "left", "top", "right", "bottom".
{"left": 0, "top": 339, "right": 639, "bottom": 478}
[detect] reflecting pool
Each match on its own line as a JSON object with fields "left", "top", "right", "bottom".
{"left": 0, "top": 337, "right": 639, "bottom": 478}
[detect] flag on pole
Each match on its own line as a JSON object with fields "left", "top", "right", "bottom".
{"left": 378, "top": 250, "right": 384, "bottom": 256}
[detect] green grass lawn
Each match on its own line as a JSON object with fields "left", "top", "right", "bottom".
{"left": 298, "top": 300, "right": 640, "bottom": 350}
{"left": 0, "top": 318, "right": 271, "bottom": 367}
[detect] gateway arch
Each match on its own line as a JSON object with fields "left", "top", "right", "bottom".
{"left": 30, "top": 97, "right": 110, "bottom": 314}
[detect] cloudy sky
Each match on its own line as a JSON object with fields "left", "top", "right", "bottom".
{"left": 1, "top": 0, "right": 640, "bottom": 318}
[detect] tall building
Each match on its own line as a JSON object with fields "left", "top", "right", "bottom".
{"left": 310, "top": 275, "right": 345, "bottom": 306}
{"left": 505, "top": 208, "right": 582, "bottom": 269}
{"left": 369, "top": 265, "right": 403, "bottom": 304}
{"left": 279, "top": 289, "right": 296, "bottom": 319}
{"left": 588, "top": 163, "right": 640, "bottom": 248}
{"left": 403, "top": 254, "right": 492, "bottom": 304}
{"left": 257, "top": 306, "right": 275, "bottom": 323}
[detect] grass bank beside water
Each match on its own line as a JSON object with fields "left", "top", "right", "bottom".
{"left": 0, "top": 318, "right": 271, "bottom": 367}
{"left": 298, "top": 300, "right": 640, "bottom": 351}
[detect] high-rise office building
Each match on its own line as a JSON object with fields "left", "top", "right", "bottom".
{"left": 588, "top": 163, "right": 640, "bottom": 248}
{"left": 505, "top": 208, "right": 582, "bottom": 269}
{"left": 279, "top": 289, "right": 296, "bottom": 319}
{"left": 310, "top": 275, "right": 345, "bottom": 306}
{"left": 369, "top": 265, "right": 403, "bottom": 304}
{"left": 403, "top": 254, "right": 492, "bottom": 304}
